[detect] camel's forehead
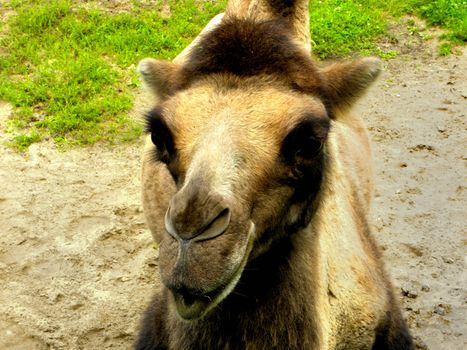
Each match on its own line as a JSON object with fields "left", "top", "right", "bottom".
{"left": 164, "top": 79, "right": 327, "bottom": 155}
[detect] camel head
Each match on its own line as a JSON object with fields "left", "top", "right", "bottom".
{"left": 139, "top": 2, "right": 381, "bottom": 320}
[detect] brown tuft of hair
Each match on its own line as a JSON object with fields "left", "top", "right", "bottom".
{"left": 174, "top": 17, "right": 325, "bottom": 98}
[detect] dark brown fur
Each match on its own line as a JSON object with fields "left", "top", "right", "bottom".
{"left": 267, "top": 0, "right": 298, "bottom": 16}
{"left": 173, "top": 17, "right": 327, "bottom": 100}
{"left": 165, "top": 17, "right": 382, "bottom": 116}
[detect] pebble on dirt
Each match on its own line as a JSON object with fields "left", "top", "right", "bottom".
{"left": 433, "top": 303, "right": 452, "bottom": 316}
{"left": 442, "top": 257, "right": 454, "bottom": 264}
{"left": 401, "top": 284, "right": 419, "bottom": 299}
{"left": 421, "top": 285, "right": 431, "bottom": 292}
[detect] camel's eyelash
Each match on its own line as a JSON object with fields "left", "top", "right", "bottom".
{"left": 144, "top": 109, "right": 175, "bottom": 164}
{"left": 144, "top": 108, "right": 164, "bottom": 134}
{"left": 280, "top": 116, "right": 329, "bottom": 164}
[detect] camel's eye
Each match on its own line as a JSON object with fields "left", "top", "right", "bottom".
{"left": 145, "top": 109, "right": 175, "bottom": 164}
{"left": 281, "top": 117, "right": 329, "bottom": 166}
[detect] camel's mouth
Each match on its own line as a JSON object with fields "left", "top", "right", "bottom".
{"left": 171, "top": 286, "right": 221, "bottom": 320}
{"left": 170, "top": 223, "right": 256, "bottom": 320}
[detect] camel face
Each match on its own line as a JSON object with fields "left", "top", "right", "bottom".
{"left": 146, "top": 75, "right": 330, "bottom": 319}
{"left": 140, "top": 16, "right": 382, "bottom": 321}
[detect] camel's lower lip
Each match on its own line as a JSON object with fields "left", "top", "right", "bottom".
{"left": 171, "top": 288, "right": 220, "bottom": 320}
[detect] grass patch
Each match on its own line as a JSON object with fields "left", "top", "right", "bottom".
{"left": 375, "top": 0, "right": 466, "bottom": 54}
{"left": 9, "top": 131, "right": 42, "bottom": 151}
{"left": 310, "top": 0, "right": 466, "bottom": 58}
{"left": 416, "top": 0, "right": 466, "bottom": 54}
{"left": 309, "top": 1, "right": 388, "bottom": 58}
{"left": 0, "top": 0, "right": 464, "bottom": 149}
{"left": 0, "top": 0, "right": 226, "bottom": 149}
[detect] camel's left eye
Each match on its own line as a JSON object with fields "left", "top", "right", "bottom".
{"left": 145, "top": 109, "right": 175, "bottom": 164}
{"left": 293, "top": 137, "right": 322, "bottom": 159}
{"left": 281, "top": 117, "right": 329, "bottom": 165}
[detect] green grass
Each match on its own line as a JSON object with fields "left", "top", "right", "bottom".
{"left": 309, "top": 1, "right": 390, "bottom": 58}
{"left": 0, "top": 0, "right": 464, "bottom": 149}
{"left": 0, "top": 0, "right": 226, "bottom": 149}
{"left": 415, "top": 0, "right": 466, "bottom": 55}
{"left": 309, "top": 0, "right": 466, "bottom": 58}
{"left": 380, "top": 0, "right": 466, "bottom": 41}
{"left": 374, "top": 0, "right": 466, "bottom": 55}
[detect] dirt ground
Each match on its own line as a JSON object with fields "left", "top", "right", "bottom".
{"left": 0, "top": 11, "right": 466, "bottom": 350}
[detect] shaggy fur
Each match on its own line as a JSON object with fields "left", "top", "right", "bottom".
{"left": 142, "top": 16, "right": 384, "bottom": 115}
{"left": 174, "top": 17, "right": 326, "bottom": 99}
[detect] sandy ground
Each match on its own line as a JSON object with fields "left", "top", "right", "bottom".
{"left": 0, "top": 13, "right": 466, "bottom": 350}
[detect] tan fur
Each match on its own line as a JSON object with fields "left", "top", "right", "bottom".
{"left": 141, "top": 142, "right": 175, "bottom": 243}
{"left": 312, "top": 122, "right": 386, "bottom": 349}
{"left": 139, "top": 75, "right": 407, "bottom": 349}
{"left": 142, "top": 74, "right": 327, "bottom": 242}
{"left": 136, "top": 1, "right": 413, "bottom": 349}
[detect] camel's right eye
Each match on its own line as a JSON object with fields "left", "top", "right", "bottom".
{"left": 145, "top": 110, "right": 175, "bottom": 164}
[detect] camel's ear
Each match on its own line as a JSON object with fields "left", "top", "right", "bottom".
{"left": 137, "top": 58, "right": 180, "bottom": 99}
{"left": 321, "top": 57, "right": 382, "bottom": 110}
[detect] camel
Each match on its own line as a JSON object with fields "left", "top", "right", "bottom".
{"left": 135, "top": 1, "right": 414, "bottom": 349}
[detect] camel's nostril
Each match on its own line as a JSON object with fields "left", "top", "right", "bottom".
{"left": 194, "top": 207, "right": 231, "bottom": 242}
{"left": 164, "top": 205, "right": 231, "bottom": 242}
